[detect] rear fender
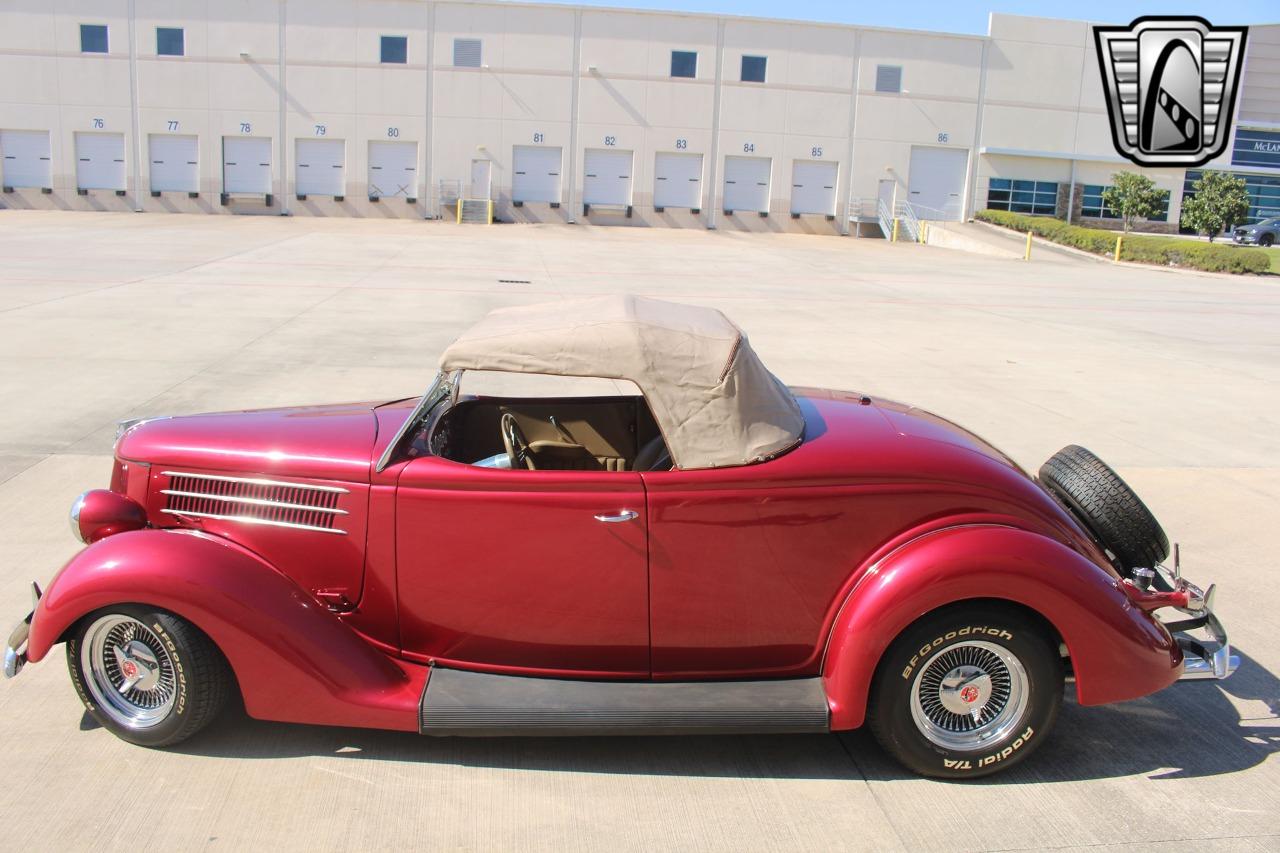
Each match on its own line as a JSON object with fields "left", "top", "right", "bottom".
{"left": 822, "top": 525, "right": 1181, "bottom": 730}
{"left": 27, "top": 529, "right": 422, "bottom": 731}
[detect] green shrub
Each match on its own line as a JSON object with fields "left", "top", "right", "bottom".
{"left": 974, "top": 209, "right": 1270, "bottom": 275}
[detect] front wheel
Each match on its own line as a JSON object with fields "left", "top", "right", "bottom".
{"left": 867, "top": 605, "right": 1063, "bottom": 778}
{"left": 66, "top": 606, "right": 231, "bottom": 747}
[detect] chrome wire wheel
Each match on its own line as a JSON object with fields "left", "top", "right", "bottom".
{"left": 80, "top": 614, "right": 178, "bottom": 729}
{"left": 908, "top": 640, "right": 1029, "bottom": 751}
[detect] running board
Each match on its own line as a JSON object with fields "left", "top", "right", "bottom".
{"left": 419, "top": 668, "right": 830, "bottom": 736}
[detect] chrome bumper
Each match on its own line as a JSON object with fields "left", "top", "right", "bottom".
{"left": 2, "top": 583, "right": 40, "bottom": 679}
{"left": 1154, "top": 570, "right": 1239, "bottom": 681}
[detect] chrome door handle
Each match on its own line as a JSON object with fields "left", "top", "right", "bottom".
{"left": 593, "top": 510, "right": 638, "bottom": 523}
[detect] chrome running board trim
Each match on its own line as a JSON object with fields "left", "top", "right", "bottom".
{"left": 419, "top": 668, "right": 830, "bottom": 736}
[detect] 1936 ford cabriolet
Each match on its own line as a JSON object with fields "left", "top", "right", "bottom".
{"left": 4, "top": 295, "right": 1236, "bottom": 778}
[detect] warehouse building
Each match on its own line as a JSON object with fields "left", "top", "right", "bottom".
{"left": 0, "top": 3, "right": 1277, "bottom": 235}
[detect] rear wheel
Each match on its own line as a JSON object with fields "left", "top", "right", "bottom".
{"left": 66, "top": 606, "right": 231, "bottom": 747}
{"left": 868, "top": 605, "right": 1062, "bottom": 779}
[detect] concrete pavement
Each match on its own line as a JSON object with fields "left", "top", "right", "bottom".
{"left": 0, "top": 211, "right": 1277, "bottom": 851}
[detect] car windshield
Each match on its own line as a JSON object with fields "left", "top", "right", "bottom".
{"left": 375, "top": 371, "right": 455, "bottom": 472}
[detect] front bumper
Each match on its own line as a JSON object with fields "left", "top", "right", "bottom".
{"left": 1233, "top": 233, "right": 1261, "bottom": 245}
{"left": 2, "top": 583, "right": 40, "bottom": 679}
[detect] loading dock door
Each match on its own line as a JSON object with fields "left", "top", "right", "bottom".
{"left": 222, "top": 137, "right": 272, "bottom": 195}
{"left": 295, "top": 138, "right": 346, "bottom": 197}
{"left": 511, "top": 146, "right": 562, "bottom": 204}
{"left": 582, "top": 149, "right": 633, "bottom": 207}
{"left": 790, "top": 160, "right": 838, "bottom": 216}
{"left": 74, "top": 132, "right": 126, "bottom": 190}
{"left": 653, "top": 152, "right": 702, "bottom": 210}
{"left": 368, "top": 141, "right": 417, "bottom": 198}
{"left": 722, "top": 156, "right": 771, "bottom": 213}
{"left": 907, "top": 146, "right": 968, "bottom": 221}
{"left": 1, "top": 130, "right": 52, "bottom": 189}
{"left": 149, "top": 134, "right": 199, "bottom": 193}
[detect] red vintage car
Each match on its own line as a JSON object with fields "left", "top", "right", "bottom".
{"left": 4, "top": 295, "right": 1235, "bottom": 778}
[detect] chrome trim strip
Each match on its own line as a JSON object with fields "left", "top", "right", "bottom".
{"left": 160, "top": 489, "right": 349, "bottom": 515}
{"left": 161, "top": 508, "right": 347, "bottom": 535}
{"left": 161, "top": 471, "right": 349, "bottom": 494}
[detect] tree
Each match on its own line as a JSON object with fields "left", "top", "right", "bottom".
{"left": 1180, "top": 171, "right": 1250, "bottom": 242}
{"left": 1101, "top": 172, "right": 1165, "bottom": 233}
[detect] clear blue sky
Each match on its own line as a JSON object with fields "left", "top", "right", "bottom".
{"left": 533, "top": 1, "right": 1277, "bottom": 34}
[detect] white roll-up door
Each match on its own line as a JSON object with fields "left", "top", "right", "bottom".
{"left": 74, "top": 132, "right": 126, "bottom": 191}
{"left": 653, "top": 152, "right": 703, "bottom": 210}
{"left": 722, "top": 156, "right": 771, "bottom": 213}
{"left": 582, "top": 148, "right": 633, "bottom": 207}
{"left": 907, "top": 146, "right": 968, "bottom": 221}
{"left": 222, "top": 137, "right": 272, "bottom": 194}
{"left": 790, "top": 160, "right": 838, "bottom": 216}
{"left": 1, "top": 130, "right": 52, "bottom": 189}
{"left": 511, "top": 146, "right": 562, "bottom": 204}
{"left": 368, "top": 141, "right": 417, "bottom": 198}
{"left": 295, "top": 138, "right": 346, "bottom": 197}
{"left": 149, "top": 134, "right": 199, "bottom": 193}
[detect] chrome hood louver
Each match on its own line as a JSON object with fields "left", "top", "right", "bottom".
{"left": 161, "top": 471, "right": 348, "bottom": 535}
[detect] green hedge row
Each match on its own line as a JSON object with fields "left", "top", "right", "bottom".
{"left": 974, "top": 209, "right": 1270, "bottom": 275}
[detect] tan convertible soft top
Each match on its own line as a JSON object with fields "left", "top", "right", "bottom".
{"left": 439, "top": 295, "right": 804, "bottom": 470}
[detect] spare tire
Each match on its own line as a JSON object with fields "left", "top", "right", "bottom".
{"left": 1038, "top": 445, "right": 1169, "bottom": 570}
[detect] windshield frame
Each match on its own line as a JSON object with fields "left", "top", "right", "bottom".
{"left": 374, "top": 370, "right": 456, "bottom": 473}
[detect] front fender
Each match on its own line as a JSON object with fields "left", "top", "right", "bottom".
{"left": 28, "top": 529, "right": 422, "bottom": 732}
{"left": 822, "top": 525, "right": 1181, "bottom": 730}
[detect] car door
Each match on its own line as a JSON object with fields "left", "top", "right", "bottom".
{"left": 395, "top": 456, "right": 649, "bottom": 676}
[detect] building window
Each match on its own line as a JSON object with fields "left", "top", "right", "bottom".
{"left": 875, "top": 65, "right": 903, "bottom": 93}
{"left": 740, "top": 55, "right": 766, "bottom": 83}
{"left": 988, "top": 179, "right": 1058, "bottom": 216}
{"left": 380, "top": 35, "right": 407, "bottom": 64}
{"left": 1079, "top": 185, "right": 1118, "bottom": 219}
{"left": 1081, "top": 183, "right": 1170, "bottom": 221}
{"left": 156, "top": 27, "right": 184, "bottom": 57}
{"left": 670, "top": 50, "right": 697, "bottom": 78}
{"left": 80, "top": 24, "right": 108, "bottom": 54}
{"left": 1183, "top": 170, "right": 1280, "bottom": 229}
{"left": 453, "top": 38, "right": 482, "bottom": 68}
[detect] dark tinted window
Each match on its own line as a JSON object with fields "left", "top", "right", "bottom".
{"left": 156, "top": 27, "right": 184, "bottom": 57}
{"left": 80, "top": 24, "right": 108, "bottom": 54}
{"left": 671, "top": 50, "right": 697, "bottom": 78}
{"left": 987, "top": 178, "right": 1058, "bottom": 216}
{"left": 741, "top": 55, "right": 766, "bottom": 83}
{"left": 381, "top": 35, "right": 408, "bottom": 64}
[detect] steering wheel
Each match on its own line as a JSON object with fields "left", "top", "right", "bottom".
{"left": 500, "top": 413, "right": 535, "bottom": 470}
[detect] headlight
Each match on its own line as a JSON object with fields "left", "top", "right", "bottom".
{"left": 70, "top": 489, "right": 147, "bottom": 544}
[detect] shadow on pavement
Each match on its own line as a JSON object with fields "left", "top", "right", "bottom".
{"left": 152, "top": 649, "right": 1278, "bottom": 783}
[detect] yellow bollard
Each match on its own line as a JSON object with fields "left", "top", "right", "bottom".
{"left": 1024, "top": 231, "right": 1032, "bottom": 260}
{"left": 921, "top": 222, "right": 928, "bottom": 244}
{"left": 456, "top": 200, "right": 462, "bottom": 224}
{"left": 1114, "top": 233, "right": 1123, "bottom": 261}
{"left": 892, "top": 218, "right": 900, "bottom": 243}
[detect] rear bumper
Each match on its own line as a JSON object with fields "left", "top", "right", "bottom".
{"left": 2, "top": 583, "right": 40, "bottom": 679}
{"left": 1169, "top": 588, "right": 1238, "bottom": 680}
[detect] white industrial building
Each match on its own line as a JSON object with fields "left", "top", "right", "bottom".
{"left": 1, "top": 2, "right": 1277, "bottom": 235}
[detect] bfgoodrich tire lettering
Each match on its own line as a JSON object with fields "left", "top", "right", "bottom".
{"left": 66, "top": 605, "right": 231, "bottom": 748}
{"left": 868, "top": 605, "right": 1063, "bottom": 779}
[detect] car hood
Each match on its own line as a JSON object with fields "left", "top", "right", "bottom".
{"left": 116, "top": 402, "right": 381, "bottom": 483}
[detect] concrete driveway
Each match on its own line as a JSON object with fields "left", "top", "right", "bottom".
{"left": 0, "top": 211, "right": 1276, "bottom": 851}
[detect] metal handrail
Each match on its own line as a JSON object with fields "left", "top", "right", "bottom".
{"left": 895, "top": 201, "right": 921, "bottom": 242}
{"left": 876, "top": 198, "right": 894, "bottom": 240}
